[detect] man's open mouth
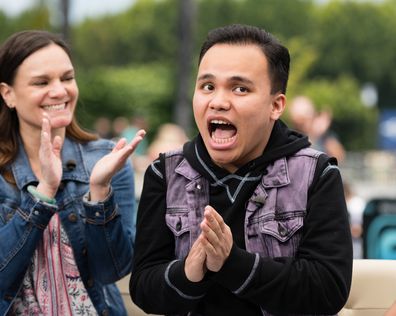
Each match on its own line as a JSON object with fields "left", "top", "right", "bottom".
{"left": 209, "top": 119, "right": 237, "bottom": 144}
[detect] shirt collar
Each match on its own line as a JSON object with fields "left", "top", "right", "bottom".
{"left": 12, "top": 137, "right": 90, "bottom": 190}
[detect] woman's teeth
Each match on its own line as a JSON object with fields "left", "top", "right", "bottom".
{"left": 43, "top": 103, "right": 66, "bottom": 111}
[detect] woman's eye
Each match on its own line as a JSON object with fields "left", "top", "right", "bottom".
{"left": 62, "top": 76, "right": 75, "bottom": 81}
{"left": 33, "top": 81, "right": 47, "bottom": 86}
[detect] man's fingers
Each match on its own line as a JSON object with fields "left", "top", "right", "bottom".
{"left": 204, "top": 205, "right": 227, "bottom": 234}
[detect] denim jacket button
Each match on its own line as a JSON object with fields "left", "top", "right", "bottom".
{"left": 87, "top": 278, "right": 94, "bottom": 288}
{"left": 82, "top": 247, "right": 88, "bottom": 256}
{"left": 58, "top": 181, "right": 65, "bottom": 190}
{"left": 101, "top": 309, "right": 109, "bottom": 316}
{"left": 66, "top": 160, "right": 77, "bottom": 171}
{"left": 6, "top": 213, "right": 13, "bottom": 221}
{"left": 68, "top": 213, "right": 78, "bottom": 222}
{"left": 4, "top": 294, "right": 13, "bottom": 301}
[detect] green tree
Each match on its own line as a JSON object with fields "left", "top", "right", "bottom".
{"left": 77, "top": 63, "right": 174, "bottom": 139}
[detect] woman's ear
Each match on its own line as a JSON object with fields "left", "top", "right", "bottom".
{"left": 0, "top": 82, "right": 15, "bottom": 109}
{"left": 270, "top": 93, "right": 286, "bottom": 120}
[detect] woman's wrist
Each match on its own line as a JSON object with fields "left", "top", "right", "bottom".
{"left": 36, "top": 182, "right": 57, "bottom": 199}
{"left": 28, "top": 185, "right": 57, "bottom": 205}
{"left": 89, "top": 184, "right": 111, "bottom": 202}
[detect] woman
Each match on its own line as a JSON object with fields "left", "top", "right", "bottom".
{"left": 0, "top": 30, "right": 145, "bottom": 315}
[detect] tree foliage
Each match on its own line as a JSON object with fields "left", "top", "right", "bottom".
{"left": 1, "top": 0, "right": 395, "bottom": 149}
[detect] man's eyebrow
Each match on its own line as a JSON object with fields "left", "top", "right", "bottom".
{"left": 197, "top": 74, "right": 254, "bottom": 85}
{"left": 229, "top": 76, "right": 254, "bottom": 85}
{"left": 197, "top": 73, "right": 215, "bottom": 81}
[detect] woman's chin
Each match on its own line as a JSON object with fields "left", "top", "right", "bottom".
{"left": 49, "top": 116, "right": 73, "bottom": 129}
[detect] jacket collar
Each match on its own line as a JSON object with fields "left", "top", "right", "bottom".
{"left": 12, "top": 137, "right": 90, "bottom": 190}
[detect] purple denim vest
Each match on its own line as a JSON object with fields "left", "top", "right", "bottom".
{"left": 164, "top": 148, "right": 336, "bottom": 316}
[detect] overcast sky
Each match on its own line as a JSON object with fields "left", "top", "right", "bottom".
{"left": 0, "top": 0, "right": 136, "bottom": 23}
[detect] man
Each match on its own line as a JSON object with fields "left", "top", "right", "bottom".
{"left": 131, "top": 24, "right": 352, "bottom": 316}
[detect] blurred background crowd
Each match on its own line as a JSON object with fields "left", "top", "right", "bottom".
{"left": 1, "top": 0, "right": 396, "bottom": 260}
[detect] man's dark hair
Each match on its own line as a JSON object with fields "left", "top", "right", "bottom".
{"left": 198, "top": 24, "right": 290, "bottom": 94}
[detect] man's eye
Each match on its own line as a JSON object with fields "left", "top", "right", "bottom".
{"left": 234, "top": 86, "right": 248, "bottom": 93}
{"left": 202, "top": 83, "right": 214, "bottom": 91}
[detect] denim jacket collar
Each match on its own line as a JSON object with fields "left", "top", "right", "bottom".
{"left": 12, "top": 137, "right": 90, "bottom": 190}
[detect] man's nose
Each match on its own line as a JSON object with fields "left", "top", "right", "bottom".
{"left": 209, "top": 91, "right": 231, "bottom": 111}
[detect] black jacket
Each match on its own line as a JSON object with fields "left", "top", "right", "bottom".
{"left": 131, "top": 120, "right": 353, "bottom": 316}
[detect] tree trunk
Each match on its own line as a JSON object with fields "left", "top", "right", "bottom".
{"left": 174, "top": 0, "right": 196, "bottom": 135}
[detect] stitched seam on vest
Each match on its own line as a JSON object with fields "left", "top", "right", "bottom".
{"left": 233, "top": 253, "right": 260, "bottom": 295}
{"left": 165, "top": 260, "right": 205, "bottom": 300}
{"left": 320, "top": 164, "right": 339, "bottom": 177}
{"left": 194, "top": 144, "right": 261, "bottom": 203}
{"left": 150, "top": 159, "right": 163, "bottom": 179}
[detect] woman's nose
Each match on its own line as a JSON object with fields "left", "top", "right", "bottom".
{"left": 48, "top": 80, "right": 67, "bottom": 98}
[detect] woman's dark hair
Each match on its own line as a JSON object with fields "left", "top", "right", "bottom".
{"left": 198, "top": 24, "right": 290, "bottom": 95}
{"left": 0, "top": 30, "right": 96, "bottom": 178}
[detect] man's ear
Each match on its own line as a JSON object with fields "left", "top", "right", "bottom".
{"left": 0, "top": 82, "right": 15, "bottom": 108}
{"left": 270, "top": 93, "right": 286, "bottom": 120}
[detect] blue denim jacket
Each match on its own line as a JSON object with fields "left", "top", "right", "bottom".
{"left": 0, "top": 137, "right": 136, "bottom": 316}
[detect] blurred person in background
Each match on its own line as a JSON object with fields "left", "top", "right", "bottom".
{"left": 122, "top": 115, "right": 149, "bottom": 157}
{"left": 0, "top": 30, "right": 145, "bottom": 315}
{"left": 146, "top": 123, "right": 189, "bottom": 162}
{"left": 112, "top": 116, "right": 129, "bottom": 141}
{"left": 343, "top": 181, "right": 366, "bottom": 259}
{"left": 131, "top": 24, "right": 352, "bottom": 316}
{"left": 289, "top": 95, "right": 346, "bottom": 163}
{"left": 132, "top": 123, "right": 189, "bottom": 202}
{"left": 93, "top": 116, "right": 113, "bottom": 139}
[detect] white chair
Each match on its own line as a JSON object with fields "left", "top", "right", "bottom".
{"left": 119, "top": 259, "right": 396, "bottom": 315}
{"left": 339, "top": 259, "right": 396, "bottom": 316}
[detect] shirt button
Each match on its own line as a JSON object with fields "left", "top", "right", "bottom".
{"left": 68, "top": 213, "right": 78, "bottom": 222}
{"left": 196, "top": 184, "right": 201, "bottom": 190}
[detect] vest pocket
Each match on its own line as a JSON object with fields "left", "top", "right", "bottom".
{"left": 165, "top": 208, "right": 191, "bottom": 259}
{"left": 252, "top": 214, "right": 304, "bottom": 258}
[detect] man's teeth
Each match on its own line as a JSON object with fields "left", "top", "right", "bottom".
{"left": 211, "top": 119, "right": 230, "bottom": 125}
{"left": 211, "top": 134, "right": 235, "bottom": 144}
{"left": 43, "top": 104, "right": 66, "bottom": 111}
